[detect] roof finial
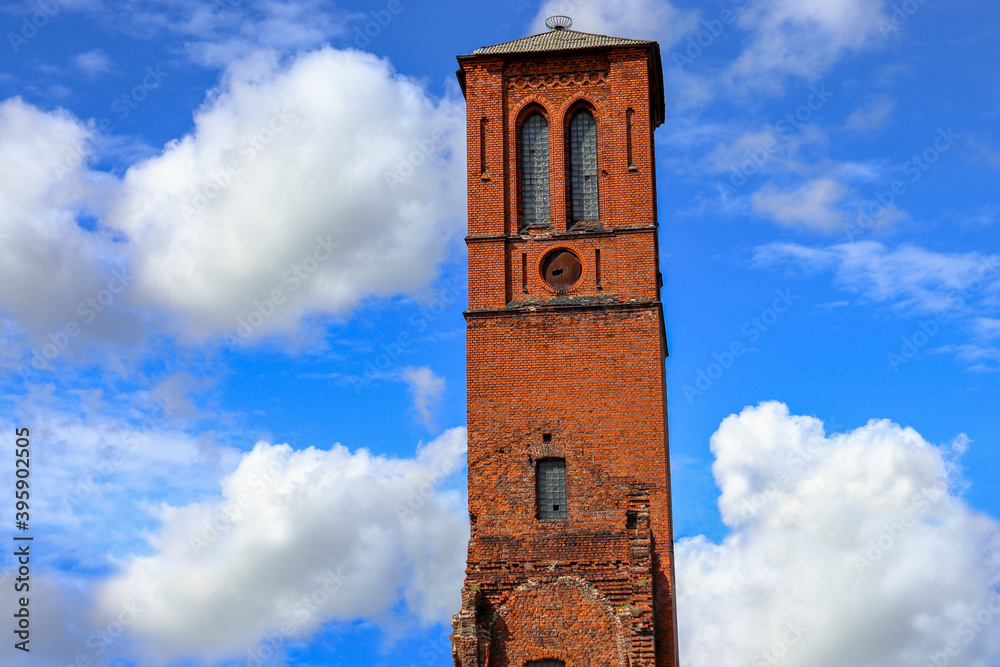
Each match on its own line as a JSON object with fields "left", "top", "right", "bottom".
{"left": 545, "top": 15, "right": 573, "bottom": 31}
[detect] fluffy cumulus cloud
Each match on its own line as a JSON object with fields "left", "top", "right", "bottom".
{"left": 677, "top": 402, "right": 1000, "bottom": 667}
{"left": 0, "top": 98, "right": 124, "bottom": 343}
{"left": 0, "top": 46, "right": 464, "bottom": 347}
{"left": 95, "top": 427, "right": 468, "bottom": 663}
{"left": 110, "top": 47, "right": 464, "bottom": 341}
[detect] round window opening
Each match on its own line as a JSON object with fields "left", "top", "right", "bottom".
{"left": 541, "top": 249, "right": 582, "bottom": 291}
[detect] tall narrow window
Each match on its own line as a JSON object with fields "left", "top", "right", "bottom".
{"left": 520, "top": 112, "right": 550, "bottom": 228}
{"left": 568, "top": 109, "right": 599, "bottom": 225}
{"left": 536, "top": 458, "right": 567, "bottom": 520}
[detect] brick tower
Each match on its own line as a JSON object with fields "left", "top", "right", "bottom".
{"left": 451, "top": 17, "right": 677, "bottom": 667}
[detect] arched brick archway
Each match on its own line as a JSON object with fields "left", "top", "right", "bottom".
{"left": 488, "top": 577, "right": 627, "bottom": 667}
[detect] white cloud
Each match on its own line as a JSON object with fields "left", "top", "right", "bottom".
{"left": 0, "top": 574, "right": 99, "bottom": 667}
{"left": 532, "top": 0, "right": 699, "bottom": 47}
{"left": 754, "top": 241, "right": 1000, "bottom": 369}
{"left": 0, "top": 46, "right": 465, "bottom": 348}
{"left": 935, "top": 344, "right": 1000, "bottom": 373}
{"left": 68, "top": 0, "right": 348, "bottom": 68}
{"left": 753, "top": 241, "right": 1000, "bottom": 316}
{"left": 180, "top": 0, "right": 352, "bottom": 67}
{"left": 957, "top": 204, "right": 1000, "bottom": 229}
{"left": 73, "top": 49, "right": 113, "bottom": 77}
{"left": 701, "top": 127, "right": 786, "bottom": 175}
{"left": 0, "top": 395, "right": 238, "bottom": 667}
{"left": 829, "top": 159, "right": 884, "bottom": 183}
{"left": 535, "top": 0, "right": 892, "bottom": 103}
{"left": 973, "top": 318, "right": 1000, "bottom": 341}
{"left": 402, "top": 365, "right": 446, "bottom": 428}
{"left": 751, "top": 178, "right": 850, "bottom": 233}
{"left": 677, "top": 401, "right": 1000, "bottom": 667}
{"left": 660, "top": 0, "right": 894, "bottom": 104}
{"left": 844, "top": 94, "right": 896, "bottom": 132}
{"left": 0, "top": 98, "right": 127, "bottom": 344}
{"left": 695, "top": 120, "right": 833, "bottom": 175}
{"left": 728, "top": 0, "right": 891, "bottom": 93}
{"left": 95, "top": 427, "right": 468, "bottom": 663}
{"left": 109, "top": 47, "right": 464, "bottom": 341}
{"left": 0, "top": 402, "right": 239, "bottom": 574}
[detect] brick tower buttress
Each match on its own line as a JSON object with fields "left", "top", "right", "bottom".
{"left": 451, "top": 25, "right": 678, "bottom": 667}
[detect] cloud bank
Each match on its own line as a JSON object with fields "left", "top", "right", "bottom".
{"left": 677, "top": 402, "right": 1000, "bottom": 667}
{"left": 95, "top": 427, "right": 468, "bottom": 663}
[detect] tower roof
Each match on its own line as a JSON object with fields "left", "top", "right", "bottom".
{"left": 464, "top": 28, "right": 656, "bottom": 57}
{"left": 456, "top": 26, "right": 665, "bottom": 127}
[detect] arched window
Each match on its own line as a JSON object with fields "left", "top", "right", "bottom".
{"left": 520, "top": 112, "right": 550, "bottom": 228}
{"left": 536, "top": 458, "right": 567, "bottom": 520}
{"left": 568, "top": 108, "right": 598, "bottom": 225}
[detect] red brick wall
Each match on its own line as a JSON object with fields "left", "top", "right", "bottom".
{"left": 453, "top": 41, "right": 677, "bottom": 667}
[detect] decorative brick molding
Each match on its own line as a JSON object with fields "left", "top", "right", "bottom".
{"left": 506, "top": 70, "right": 608, "bottom": 91}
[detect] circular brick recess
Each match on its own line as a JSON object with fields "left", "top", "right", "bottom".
{"left": 541, "top": 249, "right": 583, "bottom": 290}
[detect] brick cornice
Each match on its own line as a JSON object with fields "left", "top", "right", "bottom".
{"left": 465, "top": 225, "right": 656, "bottom": 244}
{"left": 464, "top": 299, "right": 662, "bottom": 318}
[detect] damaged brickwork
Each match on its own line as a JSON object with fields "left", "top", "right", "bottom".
{"left": 453, "top": 26, "right": 678, "bottom": 667}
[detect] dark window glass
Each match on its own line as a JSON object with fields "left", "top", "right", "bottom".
{"left": 526, "top": 661, "right": 565, "bottom": 667}
{"left": 520, "top": 112, "right": 550, "bottom": 228}
{"left": 536, "top": 458, "right": 567, "bottom": 520}
{"left": 568, "top": 109, "right": 598, "bottom": 224}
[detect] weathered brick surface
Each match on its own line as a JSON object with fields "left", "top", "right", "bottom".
{"left": 453, "top": 35, "right": 677, "bottom": 667}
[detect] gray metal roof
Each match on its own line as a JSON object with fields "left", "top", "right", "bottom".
{"left": 467, "top": 29, "right": 655, "bottom": 56}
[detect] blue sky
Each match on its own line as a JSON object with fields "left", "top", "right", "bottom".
{"left": 0, "top": 0, "right": 999, "bottom": 665}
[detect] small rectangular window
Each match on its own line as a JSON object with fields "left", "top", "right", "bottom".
{"left": 536, "top": 458, "right": 567, "bottom": 520}
{"left": 527, "top": 661, "right": 565, "bottom": 667}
